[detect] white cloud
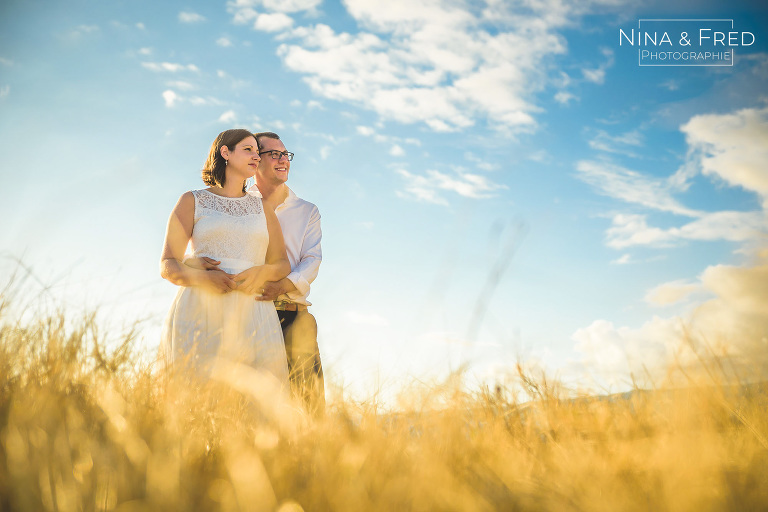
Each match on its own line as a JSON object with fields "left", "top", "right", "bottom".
{"left": 554, "top": 91, "right": 577, "bottom": 105}
{"left": 138, "top": 47, "right": 152, "bottom": 55}
{"left": 389, "top": 144, "right": 405, "bottom": 156}
{"left": 230, "top": 0, "right": 612, "bottom": 133}
{"left": 0, "top": 57, "right": 14, "bottom": 66}
{"left": 216, "top": 37, "right": 233, "bottom": 47}
{"left": 306, "top": 100, "right": 323, "bottom": 110}
{"left": 142, "top": 62, "right": 200, "bottom": 73}
{"left": 396, "top": 168, "right": 507, "bottom": 205}
{"left": 605, "top": 211, "right": 767, "bottom": 249}
{"left": 319, "top": 146, "right": 331, "bottom": 159}
{"left": 356, "top": 125, "right": 375, "bottom": 136}
{"left": 573, "top": 256, "right": 768, "bottom": 387}
{"left": 0, "top": 85, "right": 9, "bottom": 99}
{"left": 682, "top": 106, "right": 768, "bottom": 208}
{"left": 136, "top": 22, "right": 146, "bottom": 30}
{"left": 254, "top": 13, "right": 294, "bottom": 32}
{"left": 218, "top": 110, "right": 237, "bottom": 123}
{"left": 576, "top": 160, "right": 701, "bottom": 217}
{"left": 644, "top": 280, "right": 701, "bottom": 306}
{"left": 582, "top": 68, "right": 605, "bottom": 84}
{"left": 162, "top": 90, "right": 178, "bottom": 108}
{"left": 178, "top": 11, "right": 206, "bottom": 23}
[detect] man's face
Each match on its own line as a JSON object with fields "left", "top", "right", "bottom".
{"left": 256, "top": 137, "right": 290, "bottom": 186}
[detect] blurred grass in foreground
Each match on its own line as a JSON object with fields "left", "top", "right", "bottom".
{"left": 2, "top": 292, "right": 768, "bottom": 511}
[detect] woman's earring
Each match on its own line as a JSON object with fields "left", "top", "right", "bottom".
{"left": 225, "top": 159, "right": 229, "bottom": 165}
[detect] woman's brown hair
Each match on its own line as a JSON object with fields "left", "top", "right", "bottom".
{"left": 201, "top": 128, "right": 256, "bottom": 187}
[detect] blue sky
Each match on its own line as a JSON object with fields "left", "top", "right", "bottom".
{"left": 2, "top": 0, "right": 767, "bottom": 400}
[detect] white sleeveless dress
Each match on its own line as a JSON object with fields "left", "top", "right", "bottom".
{"left": 160, "top": 189, "right": 288, "bottom": 383}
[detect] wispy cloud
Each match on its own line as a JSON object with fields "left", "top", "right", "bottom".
{"left": 216, "top": 70, "right": 251, "bottom": 89}
{"left": 67, "top": 24, "right": 100, "bottom": 39}
{"left": 576, "top": 160, "right": 701, "bottom": 217}
{"left": 178, "top": 11, "right": 206, "bottom": 23}
{"left": 581, "top": 47, "right": 614, "bottom": 85}
{"left": 0, "top": 57, "right": 14, "bottom": 66}
{"left": 0, "top": 85, "right": 9, "bottom": 100}
{"left": 216, "top": 37, "right": 233, "bottom": 47}
{"left": 581, "top": 105, "right": 768, "bottom": 250}
{"left": 611, "top": 253, "right": 632, "bottom": 265}
{"left": 587, "top": 129, "right": 643, "bottom": 155}
{"left": 142, "top": 62, "right": 200, "bottom": 73}
{"left": 396, "top": 168, "right": 507, "bottom": 205}
{"left": 661, "top": 79, "right": 680, "bottom": 91}
{"left": 165, "top": 80, "right": 196, "bottom": 91}
{"left": 161, "top": 89, "right": 223, "bottom": 109}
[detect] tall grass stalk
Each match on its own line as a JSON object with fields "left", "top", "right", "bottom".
{"left": 2, "top": 295, "right": 767, "bottom": 511}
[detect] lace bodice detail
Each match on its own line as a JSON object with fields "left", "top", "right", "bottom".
{"left": 190, "top": 189, "right": 268, "bottom": 269}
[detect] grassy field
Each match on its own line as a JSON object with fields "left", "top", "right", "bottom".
{"left": 2, "top": 296, "right": 768, "bottom": 511}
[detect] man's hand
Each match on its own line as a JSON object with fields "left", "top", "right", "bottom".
{"left": 184, "top": 256, "right": 221, "bottom": 270}
{"left": 257, "top": 281, "right": 284, "bottom": 301}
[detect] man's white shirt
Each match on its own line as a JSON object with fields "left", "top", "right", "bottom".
{"left": 251, "top": 185, "right": 321, "bottom": 306}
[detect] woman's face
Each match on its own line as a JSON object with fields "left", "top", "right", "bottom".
{"left": 222, "top": 135, "right": 260, "bottom": 180}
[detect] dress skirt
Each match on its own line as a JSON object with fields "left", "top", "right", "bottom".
{"left": 160, "top": 257, "right": 288, "bottom": 383}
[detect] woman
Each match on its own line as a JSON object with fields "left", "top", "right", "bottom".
{"left": 160, "top": 129, "right": 290, "bottom": 382}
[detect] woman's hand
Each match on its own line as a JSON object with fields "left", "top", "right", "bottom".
{"left": 200, "top": 269, "right": 238, "bottom": 294}
{"left": 233, "top": 266, "right": 267, "bottom": 296}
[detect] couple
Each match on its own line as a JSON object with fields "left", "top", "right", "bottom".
{"left": 159, "top": 129, "right": 324, "bottom": 415}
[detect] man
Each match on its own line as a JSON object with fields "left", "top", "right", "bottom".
{"left": 251, "top": 131, "right": 325, "bottom": 416}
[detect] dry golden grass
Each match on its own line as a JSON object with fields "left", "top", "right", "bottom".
{"left": 2, "top": 293, "right": 768, "bottom": 511}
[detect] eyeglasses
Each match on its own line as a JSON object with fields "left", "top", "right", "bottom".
{"left": 258, "top": 150, "right": 294, "bottom": 161}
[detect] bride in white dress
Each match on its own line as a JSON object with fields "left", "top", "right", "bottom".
{"left": 160, "top": 129, "right": 290, "bottom": 383}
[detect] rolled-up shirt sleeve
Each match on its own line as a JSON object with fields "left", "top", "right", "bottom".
{"left": 285, "top": 206, "right": 321, "bottom": 298}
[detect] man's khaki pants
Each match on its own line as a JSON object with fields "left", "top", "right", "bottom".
{"left": 278, "top": 310, "right": 325, "bottom": 416}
